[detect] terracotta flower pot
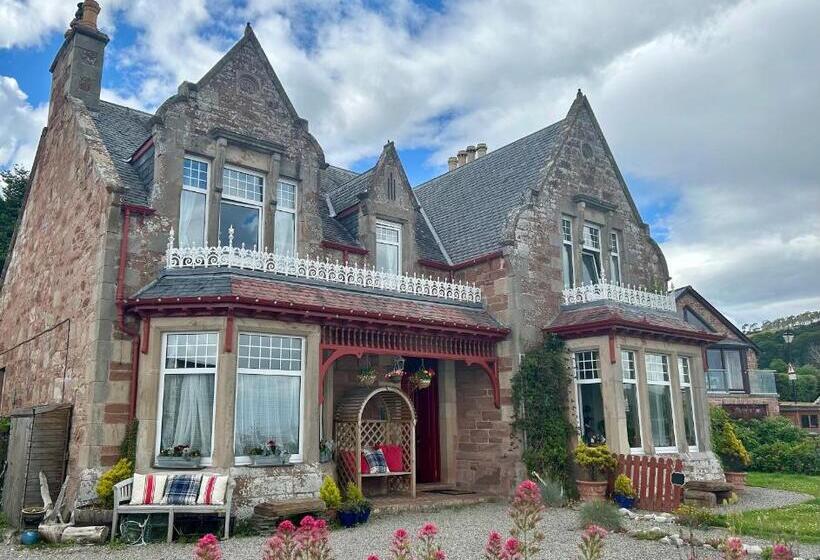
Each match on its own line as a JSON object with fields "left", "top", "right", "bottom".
{"left": 576, "top": 480, "right": 608, "bottom": 502}
{"left": 724, "top": 471, "right": 747, "bottom": 490}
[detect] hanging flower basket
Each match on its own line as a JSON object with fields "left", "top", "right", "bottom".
{"left": 357, "top": 367, "right": 377, "bottom": 386}
{"left": 412, "top": 366, "right": 436, "bottom": 390}
{"left": 385, "top": 369, "right": 406, "bottom": 384}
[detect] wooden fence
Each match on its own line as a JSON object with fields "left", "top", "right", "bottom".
{"left": 609, "top": 454, "right": 683, "bottom": 512}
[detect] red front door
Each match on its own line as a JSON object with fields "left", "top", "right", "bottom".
{"left": 407, "top": 358, "right": 440, "bottom": 483}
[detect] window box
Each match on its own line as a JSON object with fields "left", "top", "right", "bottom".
{"left": 249, "top": 453, "right": 291, "bottom": 467}
{"left": 155, "top": 456, "right": 202, "bottom": 469}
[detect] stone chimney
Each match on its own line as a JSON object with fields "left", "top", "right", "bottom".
{"left": 466, "top": 145, "right": 476, "bottom": 163}
{"left": 49, "top": 0, "right": 109, "bottom": 114}
{"left": 447, "top": 156, "right": 458, "bottom": 171}
{"left": 457, "top": 150, "right": 468, "bottom": 167}
{"left": 476, "top": 143, "right": 487, "bottom": 158}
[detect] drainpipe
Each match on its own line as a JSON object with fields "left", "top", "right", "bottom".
{"left": 115, "top": 203, "right": 154, "bottom": 421}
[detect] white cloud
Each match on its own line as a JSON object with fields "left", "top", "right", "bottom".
{"left": 0, "top": 76, "right": 47, "bottom": 169}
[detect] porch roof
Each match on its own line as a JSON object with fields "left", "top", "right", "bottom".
{"left": 545, "top": 301, "right": 724, "bottom": 344}
{"left": 127, "top": 269, "right": 508, "bottom": 336}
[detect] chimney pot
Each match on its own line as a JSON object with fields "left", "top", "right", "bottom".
{"left": 476, "top": 143, "right": 487, "bottom": 158}
{"left": 457, "top": 150, "right": 468, "bottom": 167}
{"left": 466, "top": 145, "right": 476, "bottom": 163}
{"left": 79, "top": 0, "right": 101, "bottom": 30}
{"left": 447, "top": 156, "right": 458, "bottom": 171}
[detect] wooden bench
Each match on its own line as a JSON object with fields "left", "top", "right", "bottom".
{"left": 112, "top": 474, "right": 234, "bottom": 543}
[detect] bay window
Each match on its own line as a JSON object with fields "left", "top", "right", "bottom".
{"left": 645, "top": 353, "right": 677, "bottom": 452}
{"left": 581, "top": 223, "right": 602, "bottom": 284}
{"left": 220, "top": 166, "right": 264, "bottom": 249}
{"left": 574, "top": 350, "right": 606, "bottom": 444}
{"left": 621, "top": 350, "right": 643, "bottom": 452}
{"left": 274, "top": 180, "right": 297, "bottom": 256}
{"left": 609, "top": 231, "right": 622, "bottom": 284}
{"left": 158, "top": 333, "right": 218, "bottom": 461}
{"left": 179, "top": 157, "right": 209, "bottom": 247}
{"left": 678, "top": 356, "right": 699, "bottom": 451}
{"left": 234, "top": 333, "right": 305, "bottom": 463}
{"left": 376, "top": 220, "right": 402, "bottom": 275}
{"left": 561, "top": 217, "right": 575, "bottom": 288}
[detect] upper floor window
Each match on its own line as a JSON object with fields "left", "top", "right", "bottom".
{"left": 706, "top": 348, "right": 744, "bottom": 392}
{"left": 609, "top": 231, "right": 622, "bottom": 284}
{"left": 581, "top": 223, "right": 602, "bottom": 284}
{"left": 179, "top": 157, "right": 209, "bottom": 247}
{"left": 561, "top": 217, "right": 575, "bottom": 289}
{"left": 387, "top": 173, "right": 396, "bottom": 201}
{"left": 274, "top": 181, "right": 298, "bottom": 256}
{"left": 220, "top": 166, "right": 264, "bottom": 249}
{"left": 376, "top": 220, "right": 402, "bottom": 275}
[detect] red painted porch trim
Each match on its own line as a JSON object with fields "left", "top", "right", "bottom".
{"left": 140, "top": 316, "right": 150, "bottom": 354}
{"left": 608, "top": 331, "right": 616, "bottom": 364}
{"left": 225, "top": 313, "right": 235, "bottom": 353}
{"left": 545, "top": 317, "right": 723, "bottom": 344}
{"left": 129, "top": 136, "right": 154, "bottom": 162}
{"left": 321, "top": 240, "right": 368, "bottom": 255}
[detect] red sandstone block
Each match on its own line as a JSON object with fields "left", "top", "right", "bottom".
{"left": 104, "top": 403, "right": 130, "bottom": 414}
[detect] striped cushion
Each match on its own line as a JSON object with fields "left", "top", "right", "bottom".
{"left": 363, "top": 447, "right": 389, "bottom": 474}
{"left": 129, "top": 474, "right": 167, "bottom": 505}
{"left": 197, "top": 474, "right": 229, "bottom": 505}
{"left": 162, "top": 474, "right": 202, "bottom": 505}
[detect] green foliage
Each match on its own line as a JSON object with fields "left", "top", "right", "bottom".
{"left": 750, "top": 321, "right": 820, "bottom": 374}
{"left": 732, "top": 414, "right": 819, "bottom": 475}
{"left": 341, "top": 482, "right": 370, "bottom": 514}
{"left": 0, "top": 166, "right": 29, "bottom": 272}
{"left": 631, "top": 529, "right": 665, "bottom": 541}
{"left": 573, "top": 442, "right": 617, "bottom": 481}
{"left": 96, "top": 458, "right": 133, "bottom": 509}
{"left": 710, "top": 407, "right": 751, "bottom": 471}
{"left": 119, "top": 419, "right": 138, "bottom": 467}
{"left": 613, "top": 474, "right": 635, "bottom": 498}
{"left": 774, "top": 370, "right": 819, "bottom": 403}
{"left": 675, "top": 504, "right": 728, "bottom": 529}
{"left": 532, "top": 473, "right": 566, "bottom": 507}
{"left": 578, "top": 499, "right": 621, "bottom": 531}
{"left": 319, "top": 476, "right": 342, "bottom": 509}
{"left": 511, "top": 335, "right": 576, "bottom": 495}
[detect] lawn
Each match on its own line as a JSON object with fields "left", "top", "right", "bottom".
{"left": 722, "top": 472, "right": 820, "bottom": 544}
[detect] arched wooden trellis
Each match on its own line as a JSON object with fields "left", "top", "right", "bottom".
{"left": 335, "top": 386, "right": 417, "bottom": 498}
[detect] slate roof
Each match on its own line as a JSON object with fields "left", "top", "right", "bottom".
{"left": 415, "top": 120, "right": 566, "bottom": 263}
{"left": 319, "top": 165, "right": 362, "bottom": 247}
{"left": 131, "top": 269, "right": 506, "bottom": 333}
{"left": 89, "top": 100, "right": 153, "bottom": 205}
{"left": 326, "top": 167, "right": 375, "bottom": 213}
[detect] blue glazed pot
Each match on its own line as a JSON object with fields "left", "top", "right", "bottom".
{"left": 356, "top": 506, "right": 371, "bottom": 524}
{"left": 20, "top": 530, "right": 41, "bottom": 546}
{"left": 613, "top": 494, "right": 636, "bottom": 509}
{"left": 338, "top": 510, "right": 358, "bottom": 528}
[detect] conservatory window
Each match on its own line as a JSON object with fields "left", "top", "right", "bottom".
{"left": 574, "top": 351, "right": 606, "bottom": 444}
{"left": 158, "top": 333, "right": 218, "bottom": 462}
{"left": 679, "top": 356, "right": 699, "bottom": 451}
{"left": 274, "top": 181, "right": 298, "bottom": 256}
{"left": 179, "top": 157, "right": 209, "bottom": 247}
{"left": 561, "top": 217, "right": 575, "bottom": 289}
{"left": 621, "top": 350, "right": 643, "bottom": 452}
{"left": 376, "top": 220, "right": 402, "bottom": 275}
{"left": 645, "top": 353, "right": 677, "bottom": 452}
{"left": 219, "top": 166, "right": 264, "bottom": 249}
{"left": 234, "top": 333, "right": 305, "bottom": 463}
{"left": 581, "top": 223, "right": 602, "bottom": 284}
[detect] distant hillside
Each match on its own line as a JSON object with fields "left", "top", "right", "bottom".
{"left": 742, "top": 310, "right": 820, "bottom": 335}
{"left": 749, "top": 321, "right": 820, "bottom": 370}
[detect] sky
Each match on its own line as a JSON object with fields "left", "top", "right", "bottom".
{"left": 0, "top": 0, "right": 818, "bottom": 327}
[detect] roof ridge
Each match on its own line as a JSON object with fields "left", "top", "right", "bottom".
{"left": 327, "top": 163, "right": 359, "bottom": 175}
{"left": 97, "top": 98, "right": 154, "bottom": 118}
{"left": 415, "top": 118, "right": 565, "bottom": 192}
{"left": 327, "top": 165, "right": 375, "bottom": 198}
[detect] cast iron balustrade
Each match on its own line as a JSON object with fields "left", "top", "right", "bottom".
{"left": 561, "top": 274, "right": 677, "bottom": 312}
{"left": 165, "top": 227, "right": 482, "bottom": 304}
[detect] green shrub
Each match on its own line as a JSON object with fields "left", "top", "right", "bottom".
{"left": 96, "top": 458, "right": 133, "bottom": 509}
{"left": 751, "top": 440, "right": 819, "bottom": 475}
{"left": 675, "top": 504, "right": 728, "bottom": 529}
{"left": 532, "top": 473, "right": 566, "bottom": 507}
{"left": 613, "top": 474, "right": 635, "bottom": 498}
{"left": 574, "top": 442, "right": 617, "bottom": 481}
{"left": 579, "top": 499, "right": 622, "bottom": 531}
{"left": 319, "top": 476, "right": 342, "bottom": 509}
{"left": 711, "top": 407, "right": 751, "bottom": 471}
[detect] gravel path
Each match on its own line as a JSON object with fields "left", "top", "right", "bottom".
{"left": 716, "top": 486, "right": 814, "bottom": 514}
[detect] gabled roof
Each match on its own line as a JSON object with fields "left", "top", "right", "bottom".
{"left": 319, "top": 165, "right": 363, "bottom": 248}
{"left": 327, "top": 167, "right": 375, "bottom": 213}
{"left": 672, "top": 286, "right": 759, "bottom": 350}
{"left": 415, "top": 120, "right": 565, "bottom": 263}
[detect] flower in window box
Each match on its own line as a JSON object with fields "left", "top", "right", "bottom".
{"left": 157, "top": 444, "right": 202, "bottom": 468}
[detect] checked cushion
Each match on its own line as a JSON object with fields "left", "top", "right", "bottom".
{"left": 362, "top": 447, "right": 389, "bottom": 474}
{"left": 162, "top": 474, "right": 202, "bottom": 505}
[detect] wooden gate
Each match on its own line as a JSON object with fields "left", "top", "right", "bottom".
{"left": 611, "top": 454, "right": 683, "bottom": 512}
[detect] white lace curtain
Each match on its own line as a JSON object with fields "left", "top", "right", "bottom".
{"left": 234, "top": 373, "right": 301, "bottom": 456}
{"left": 160, "top": 373, "right": 214, "bottom": 455}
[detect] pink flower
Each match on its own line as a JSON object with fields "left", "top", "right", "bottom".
{"left": 277, "top": 519, "right": 296, "bottom": 535}
{"left": 501, "top": 537, "right": 522, "bottom": 560}
{"left": 723, "top": 537, "right": 748, "bottom": 560}
{"left": 771, "top": 543, "right": 794, "bottom": 560}
{"left": 514, "top": 480, "right": 541, "bottom": 503}
{"left": 193, "top": 533, "right": 222, "bottom": 560}
{"left": 393, "top": 528, "right": 409, "bottom": 540}
{"left": 484, "top": 530, "right": 504, "bottom": 558}
{"left": 418, "top": 522, "right": 439, "bottom": 539}
{"left": 434, "top": 550, "right": 447, "bottom": 560}
{"left": 300, "top": 515, "right": 316, "bottom": 528}
{"left": 584, "top": 525, "right": 608, "bottom": 540}
{"left": 367, "top": 556, "right": 381, "bottom": 560}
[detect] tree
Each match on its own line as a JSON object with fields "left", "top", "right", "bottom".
{"left": 0, "top": 166, "right": 29, "bottom": 273}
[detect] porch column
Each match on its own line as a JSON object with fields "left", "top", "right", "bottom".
{"left": 322, "top": 361, "right": 335, "bottom": 443}
{"left": 691, "top": 348, "right": 712, "bottom": 452}
{"left": 601, "top": 347, "right": 628, "bottom": 455}
{"left": 438, "top": 360, "right": 458, "bottom": 485}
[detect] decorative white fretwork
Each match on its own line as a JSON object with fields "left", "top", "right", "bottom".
{"left": 562, "top": 273, "right": 676, "bottom": 312}
{"left": 165, "top": 228, "right": 482, "bottom": 304}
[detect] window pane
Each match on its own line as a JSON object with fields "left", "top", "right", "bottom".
{"left": 220, "top": 201, "right": 260, "bottom": 248}
{"left": 562, "top": 244, "right": 574, "bottom": 288}
{"left": 562, "top": 218, "right": 573, "bottom": 243}
{"left": 239, "top": 334, "right": 302, "bottom": 371}
{"left": 579, "top": 383, "right": 606, "bottom": 444}
{"left": 574, "top": 351, "right": 599, "bottom": 380}
{"left": 624, "top": 384, "right": 642, "bottom": 449}
{"left": 179, "top": 189, "right": 206, "bottom": 247}
{"left": 161, "top": 373, "right": 214, "bottom": 456}
{"left": 183, "top": 158, "right": 208, "bottom": 190}
{"left": 681, "top": 386, "right": 698, "bottom": 448}
{"left": 277, "top": 181, "right": 297, "bottom": 211}
{"left": 621, "top": 350, "right": 636, "bottom": 380}
{"left": 376, "top": 224, "right": 400, "bottom": 244}
{"left": 235, "top": 374, "right": 301, "bottom": 456}
{"left": 648, "top": 384, "right": 676, "bottom": 449}
{"left": 376, "top": 241, "right": 399, "bottom": 274}
{"left": 610, "top": 254, "right": 621, "bottom": 284}
{"left": 725, "top": 351, "right": 744, "bottom": 390}
{"left": 223, "top": 167, "right": 263, "bottom": 202}
{"left": 581, "top": 252, "right": 600, "bottom": 284}
{"left": 274, "top": 208, "right": 296, "bottom": 256}
{"left": 165, "top": 333, "right": 217, "bottom": 369}
{"left": 583, "top": 224, "right": 601, "bottom": 250}
{"left": 706, "top": 349, "right": 724, "bottom": 370}
{"left": 646, "top": 354, "right": 670, "bottom": 383}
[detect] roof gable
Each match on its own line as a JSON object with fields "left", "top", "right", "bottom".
{"left": 673, "top": 285, "right": 758, "bottom": 349}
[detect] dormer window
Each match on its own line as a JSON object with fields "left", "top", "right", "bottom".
{"left": 376, "top": 220, "right": 401, "bottom": 275}
{"left": 220, "top": 166, "right": 264, "bottom": 249}
{"left": 581, "top": 222, "right": 602, "bottom": 284}
{"left": 179, "top": 157, "right": 209, "bottom": 247}
{"left": 274, "top": 180, "right": 298, "bottom": 256}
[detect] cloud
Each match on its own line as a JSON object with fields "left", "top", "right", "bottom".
{"left": 0, "top": 76, "right": 47, "bottom": 169}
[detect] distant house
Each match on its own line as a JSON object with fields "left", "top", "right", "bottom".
{"left": 673, "top": 286, "right": 779, "bottom": 418}
{"left": 0, "top": 1, "right": 727, "bottom": 515}
{"left": 779, "top": 400, "right": 820, "bottom": 434}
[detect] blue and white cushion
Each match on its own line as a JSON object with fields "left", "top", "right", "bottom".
{"left": 162, "top": 474, "right": 202, "bottom": 505}
{"left": 363, "top": 447, "right": 389, "bottom": 474}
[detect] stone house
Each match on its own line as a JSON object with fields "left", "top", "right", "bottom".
{"left": 673, "top": 286, "right": 780, "bottom": 419}
{"left": 0, "top": 1, "right": 725, "bottom": 514}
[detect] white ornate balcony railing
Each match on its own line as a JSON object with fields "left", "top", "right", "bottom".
{"left": 165, "top": 228, "right": 482, "bottom": 304}
{"left": 561, "top": 275, "right": 677, "bottom": 312}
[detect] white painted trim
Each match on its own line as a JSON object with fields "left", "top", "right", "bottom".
{"left": 275, "top": 179, "right": 298, "bottom": 256}
{"left": 645, "top": 352, "right": 678, "bottom": 453}
{"left": 375, "top": 219, "right": 403, "bottom": 275}
{"left": 220, "top": 164, "right": 265, "bottom": 250}
{"left": 180, "top": 154, "right": 211, "bottom": 248}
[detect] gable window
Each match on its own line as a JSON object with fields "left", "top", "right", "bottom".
{"left": 609, "top": 231, "right": 622, "bottom": 284}
{"left": 574, "top": 350, "right": 606, "bottom": 444}
{"left": 387, "top": 173, "right": 396, "bottom": 201}
{"left": 678, "top": 356, "right": 698, "bottom": 451}
{"left": 158, "top": 333, "right": 218, "bottom": 463}
{"left": 645, "top": 353, "right": 677, "bottom": 452}
{"left": 220, "top": 166, "right": 264, "bottom": 249}
{"left": 621, "top": 350, "right": 642, "bottom": 452}
{"left": 561, "top": 217, "right": 575, "bottom": 289}
{"left": 179, "top": 157, "right": 209, "bottom": 247}
{"left": 274, "top": 180, "right": 298, "bottom": 256}
{"left": 581, "top": 223, "right": 602, "bottom": 284}
{"left": 234, "top": 333, "right": 304, "bottom": 463}
{"left": 376, "top": 220, "right": 402, "bottom": 275}
{"left": 683, "top": 307, "right": 715, "bottom": 332}
{"left": 706, "top": 348, "right": 744, "bottom": 392}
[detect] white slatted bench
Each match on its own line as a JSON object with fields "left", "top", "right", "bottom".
{"left": 112, "top": 475, "right": 234, "bottom": 543}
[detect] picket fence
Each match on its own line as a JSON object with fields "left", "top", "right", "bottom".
{"left": 609, "top": 454, "right": 684, "bottom": 512}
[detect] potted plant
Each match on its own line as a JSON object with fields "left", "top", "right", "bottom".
{"left": 574, "top": 442, "right": 617, "bottom": 502}
{"left": 319, "top": 439, "right": 334, "bottom": 463}
{"left": 344, "top": 482, "right": 372, "bottom": 525}
{"left": 248, "top": 439, "right": 291, "bottom": 466}
{"left": 612, "top": 474, "right": 636, "bottom": 509}
{"left": 412, "top": 366, "right": 436, "bottom": 390}
{"left": 319, "top": 476, "right": 342, "bottom": 519}
{"left": 156, "top": 444, "right": 201, "bottom": 468}
{"left": 716, "top": 421, "right": 751, "bottom": 490}
{"left": 357, "top": 366, "right": 377, "bottom": 386}
{"left": 337, "top": 500, "right": 358, "bottom": 528}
